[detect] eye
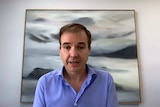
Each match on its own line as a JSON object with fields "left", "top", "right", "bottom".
{"left": 63, "top": 45, "right": 71, "bottom": 50}
{"left": 77, "top": 46, "right": 85, "bottom": 49}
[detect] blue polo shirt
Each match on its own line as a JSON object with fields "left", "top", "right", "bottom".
{"left": 33, "top": 65, "right": 119, "bottom": 107}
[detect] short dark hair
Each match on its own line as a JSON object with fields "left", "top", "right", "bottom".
{"left": 59, "top": 23, "right": 92, "bottom": 48}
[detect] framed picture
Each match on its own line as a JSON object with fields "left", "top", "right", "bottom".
{"left": 20, "top": 9, "right": 141, "bottom": 104}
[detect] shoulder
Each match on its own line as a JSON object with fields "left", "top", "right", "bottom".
{"left": 88, "top": 65, "right": 113, "bottom": 81}
{"left": 38, "top": 68, "right": 62, "bottom": 83}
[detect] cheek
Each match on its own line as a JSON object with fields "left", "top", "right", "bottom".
{"left": 60, "top": 51, "right": 68, "bottom": 60}
{"left": 81, "top": 51, "right": 90, "bottom": 58}
{"left": 84, "top": 50, "right": 91, "bottom": 55}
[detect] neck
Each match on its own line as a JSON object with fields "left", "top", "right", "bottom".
{"left": 64, "top": 69, "right": 87, "bottom": 82}
{"left": 63, "top": 67, "right": 87, "bottom": 81}
{"left": 63, "top": 66, "right": 88, "bottom": 93}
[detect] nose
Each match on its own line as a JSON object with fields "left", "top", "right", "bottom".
{"left": 70, "top": 47, "right": 78, "bottom": 57}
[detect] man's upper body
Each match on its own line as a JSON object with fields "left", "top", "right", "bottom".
{"left": 33, "top": 23, "right": 119, "bottom": 107}
{"left": 33, "top": 65, "right": 119, "bottom": 107}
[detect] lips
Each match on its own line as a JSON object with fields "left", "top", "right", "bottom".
{"left": 69, "top": 61, "right": 79, "bottom": 64}
{"left": 68, "top": 60, "right": 80, "bottom": 67}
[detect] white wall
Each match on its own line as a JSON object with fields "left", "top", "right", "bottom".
{"left": 0, "top": 0, "right": 160, "bottom": 107}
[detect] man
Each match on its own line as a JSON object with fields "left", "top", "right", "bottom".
{"left": 33, "top": 23, "right": 119, "bottom": 107}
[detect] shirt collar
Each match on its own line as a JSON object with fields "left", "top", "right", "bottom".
{"left": 86, "top": 64, "right": 97, "bottom": 84}
{"left": 56, "top": 66, "right": 64, "bottom": 77}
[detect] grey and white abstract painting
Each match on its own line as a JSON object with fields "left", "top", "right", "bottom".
{"left": 21, "top": 9, "right": 141, "bottom": 104}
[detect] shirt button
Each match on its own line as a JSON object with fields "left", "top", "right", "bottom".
{"left": 74, "top": 103, "right": 77, "bottom": 107}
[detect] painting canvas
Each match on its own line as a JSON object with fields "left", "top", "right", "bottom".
{"left": 21, "top": 9, "right": 141, "bottom": 104}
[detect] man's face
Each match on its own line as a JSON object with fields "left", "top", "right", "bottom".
{"left": 59, "top": 31, "right": 91, "bottom": 73}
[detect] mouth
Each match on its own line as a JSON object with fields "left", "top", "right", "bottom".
{"left": 69, "top": 61, "right": 79, "bottom": 64}
{"left": 68, "top": 61, "right": 80, "bottom": 66}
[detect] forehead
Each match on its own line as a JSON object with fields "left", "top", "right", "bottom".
{"left": 60, "top": 31, "right": 88, "bottom": 44}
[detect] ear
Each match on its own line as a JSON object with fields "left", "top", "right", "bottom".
{"left": 89, "top": 46, "right": 91, "bottom": 52}
{"left": 59, "top": 46, "right": 61, "bottom": 56}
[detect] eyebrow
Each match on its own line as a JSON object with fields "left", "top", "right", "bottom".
{"left": 62, "top": 42, "right": 86, "bottom": 45}
{"left": 62, "top": 42, "right": 70, "bottom": 45}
